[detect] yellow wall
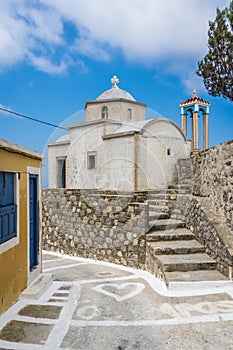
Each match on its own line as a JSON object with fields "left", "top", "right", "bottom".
{"left": 0, "top": 148, "right": 41, "bottom": 314}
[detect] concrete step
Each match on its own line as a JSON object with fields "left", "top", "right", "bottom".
{"left": 148, "top": 240, "right": 205, "bottom": 255}
{"left": 149, "top": 211, "right": 170, "bottom": 220}
{"left": 150, "top": 218, "right": 185, "bottom": 231}
{"left": 147, "top": 189, "right": 179, "bottom": 195}
{"left": 165, "top": 270, "right": 228, "bottom": 283}
{"left": 148, "top": 193, "right": 174, "bottom": 200}
{"left": 179, "top": 179, "right": 192, "bottom": 185}
{"left": 168, "top": 184, "right": 191, "bottom": 191}
{"left": 155, "top": 253, "right": 216, "bottom": 272}
{"left": 147, "top": 228, "right": 196, "bottom": 242}
{"left": 148, "top": 199, "right": 169, "bottom": 206}
{"left": 21, "top": 273, "right": 53, "bottom": 299}
{"left": 149, "top": 204, "right": 169, "bottom": 212}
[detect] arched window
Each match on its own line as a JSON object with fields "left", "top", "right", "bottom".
{"left": 101, "top": 106, "right": 108, "bottom": 119}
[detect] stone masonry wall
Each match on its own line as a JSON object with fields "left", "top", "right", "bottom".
{"left": 42, "top": 189, "right": 148, "bottom": 269}
{"left": 186, "top": 197, "right": 233, "bottom": 277}
{"left": 191, "top": 139, "right": 233, "bottom": 233}
{"left": 185, "top": 140, "right": 233, "bottom": 277}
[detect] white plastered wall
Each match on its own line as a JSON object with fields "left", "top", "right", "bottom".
{"left": 85, "top": 101, "right": 146, "bottom": 123}
{"left": 66, "top": 122, "right": 122, "bottom": 189}
{"left": 99, "top": 135, "right": 135, "bottom": 190}
{"left": 48, "top": 117, "right": 190, "bottom": 191}
{"left": 136, "top": 120, "right": 190, "bottom": 190}
{"left": 48, "top": 143, "right": 70, "bottom": 188}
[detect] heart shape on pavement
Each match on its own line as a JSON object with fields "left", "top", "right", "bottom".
{"left": 92, "top": 282, "right": 145, "bottom": 302}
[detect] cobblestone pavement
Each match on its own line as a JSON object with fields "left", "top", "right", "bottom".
{"left": 1, "top": 251, "right": 233, "bottom": 350}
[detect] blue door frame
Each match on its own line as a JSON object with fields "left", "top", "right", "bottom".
{"left": 29, "top": 174, "right": 39, "bottom": 270}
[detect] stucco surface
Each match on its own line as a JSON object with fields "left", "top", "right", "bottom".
{"left": 0, "top": 147, "right": 42, "bottom": 315}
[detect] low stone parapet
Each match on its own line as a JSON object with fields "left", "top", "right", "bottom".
{"left": 42, "top": 189, "right": 148, "bottom": 269}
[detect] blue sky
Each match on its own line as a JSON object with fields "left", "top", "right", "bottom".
{"left": 0, "top": 0, "right": 232, "bottom": 158}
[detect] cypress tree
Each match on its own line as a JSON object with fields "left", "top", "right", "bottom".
{"left": 197, "top": 1, "right": 233, "bottom": 102}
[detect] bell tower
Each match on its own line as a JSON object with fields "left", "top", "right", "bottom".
{"left": 180, "top": 90, "right": 210, "bottom": 153}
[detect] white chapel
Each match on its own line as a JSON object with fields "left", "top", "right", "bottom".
{"left": 48, "top": 76, "right": 191, "bottom": 191}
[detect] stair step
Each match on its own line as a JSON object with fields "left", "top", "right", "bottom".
{"left": 155, "top": 253, "right": 216, "bottom": 272}
{"left": 148, "top": 189, "right": 178, "bottom": 194}
{"left": 150, "top": 219, "right": 185, "bottom": 231}
{"left": 149, "top": 211, "right": 170, "bottom": 220}
{"left": 165, "top": 270, "right": 228, "bottom": 283}
{"left": 148, "top": 194, "right": 174, "bottom": 200}
{"left": 21, "top": 273, "right": 53, "bottom": 299}
{"left": 168, "top": 184, "right": 191, "bottom": 190}
{"left": 148, "top": 199, "right": 169, "bottom": 206}
{"left": 179, "top": 180, "right": 192, "bottom": 185}
{"left": 149, "top": 205, "right": 169, "bottom": 212}
{"left": 147, "top": 240, "right": 205, "bottom": 255}
{"left": 147, "top": 228, "right": 196, "bottom": 242}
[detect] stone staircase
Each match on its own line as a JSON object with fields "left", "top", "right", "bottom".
{"left": 146, "top": 190, "right": 228, "bottom": 288}
{"left": 177, "top": 158, "right": 193, "bottom": 186}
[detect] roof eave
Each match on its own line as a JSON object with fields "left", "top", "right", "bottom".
{"left": 85, "top": 99, "right": 146, "bottom": 109}
{"left": 0, "top": 138, "right": 43, "bottom": 160}
{"left": 103, "top": 131, "right": 139, "bottom": 140}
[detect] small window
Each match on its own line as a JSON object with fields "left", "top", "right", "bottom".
{"left": 167, "top": 148, "right": 171, "bottom": 156}
{"left": 101, "top": 106, "right": 108, "bottom": 119}
{"left": 128, "top": 108, "right": 132, "bottom": 120}
{"left": 0, "top": 172, "right": 17, "bottom": 244}
{"left": 87, "top": 152, "right": 97, "bottom": 169}
{"left": 57, "top": 158, "right": 66, "bottom": 188}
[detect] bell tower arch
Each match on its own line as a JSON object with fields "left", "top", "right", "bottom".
{"left": 180, "top": 90, "right": 210, "bottom": 153}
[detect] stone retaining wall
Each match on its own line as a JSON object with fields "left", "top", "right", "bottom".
{"left": 186, "top": 196, "right": 233, "bottom": 277}
{"left": 185, "top": 140, "right": 233, "bottom": 277}
{"left": 42, "top": 189, "right": 148, "bottom": 269}
{"left": 191, "top": 140, "right": 233, "bottom": 232}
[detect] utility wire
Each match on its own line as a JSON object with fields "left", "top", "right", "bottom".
{"left": 0, "top": 107, "right": 69, "bottom": 131}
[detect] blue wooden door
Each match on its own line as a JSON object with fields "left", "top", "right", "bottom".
{"left": 29, "top": 174, "right": 39, "bottom": 270}
{"left": 0, "top": 172, "right": 17, "bottom": 244}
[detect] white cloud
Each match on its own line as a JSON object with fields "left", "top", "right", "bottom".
{"left": 27, "top": 53, "right": 68, "bottom": 74}
{"left": 73, "top": 29, "right": 110, "bottom": 62}
{"left": 0, "top": 0, "right": 229, "bottom": 76}
{"left": 42, "top": 0, "right": 228, "bottom": 60}
{"left": 0, "top": 0, "right": 65, "bottom": 74}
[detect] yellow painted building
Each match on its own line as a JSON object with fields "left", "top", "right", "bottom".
{"left": 0, "top": 138, "right": 42, "bottom": 314}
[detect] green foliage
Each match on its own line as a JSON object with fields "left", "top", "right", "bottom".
{"left": 197, "top": 1, "right": 233, "bottom": 102}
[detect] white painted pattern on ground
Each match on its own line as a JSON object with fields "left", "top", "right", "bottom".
{"left": 92, "top": 282, "right": 145, "bottom": 301}
{"left": 42, "top": 258, "right": 65, "bottom": 263}
{"left": 45, "top": 284, "right": 81, "bottom": 349}
{"left": 70, "top": 312, "right": 233, "bottom": 327}
{"left": 43, "top": 262, "right": 89, "bottom": 272}
{"left": 1, "top": 251, "right": 233, "bottom": 350}
{"left": 42, "top": 250, "right": 233, "bottom": 298}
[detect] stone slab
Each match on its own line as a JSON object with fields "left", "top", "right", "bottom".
{"left": 151, "top": 219, "right": 185, "bottom": 230}
{"left": 18, "top": 304, "right": 62, "bottom": 319}
{"left": 0, "top": 320, "right": 53, "bottom": 344}
{"left": 148, "top": 240, "right": 205, "bottom": 254}
{"left": 165, "top": 270, "right": 228, "bottom": 283}
{"left": 155, "top": 253, "right": 216, "bottom": 272}
{"left": 147, "top": 228, "right": 195, "bottom": 241}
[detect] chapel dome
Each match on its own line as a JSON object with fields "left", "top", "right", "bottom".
{"left": 96, "top": 75, "right": 136, "bottom": 102}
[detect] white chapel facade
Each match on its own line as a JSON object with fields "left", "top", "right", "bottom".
{"left": 48, "top": 76, "right": 192, "bottom": 191}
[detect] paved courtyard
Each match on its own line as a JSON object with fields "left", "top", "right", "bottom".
{"left": 1, "top": 251, "right": 233, "bottom": 349}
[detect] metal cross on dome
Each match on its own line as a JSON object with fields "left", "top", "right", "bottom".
{"left": 111, "top": 75, "right": 119, "bottom": 87}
